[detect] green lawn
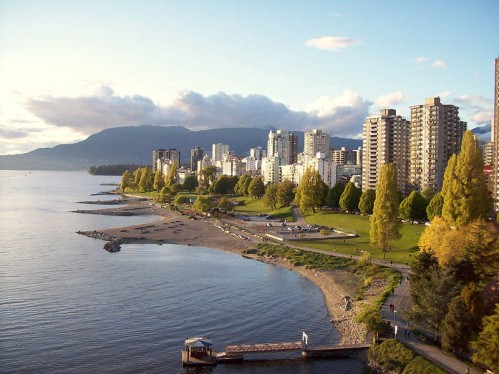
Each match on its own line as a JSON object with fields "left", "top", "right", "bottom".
{"left": 232, "top": 197, "right": 294, "bottom": 222}
{"left": 299, "top": 210, "right": 424, "bottom": 264}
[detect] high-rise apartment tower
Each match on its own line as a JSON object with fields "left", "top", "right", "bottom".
{"left": 409, "top": 97, "right": 466, "bottom": 192}
{"left": 362, "top": 109, "right": 410, "bottom": 193}
{"left": 304, "top": 129, "right": 330, "bottom": 159}
{"left": 190, "top": 146, "right": 204, "bottom": 171}
{"left": 493, "top": 57, "right": 499, "bottom": 211}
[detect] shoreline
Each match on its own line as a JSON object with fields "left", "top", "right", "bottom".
{"left": 76, "top": 195, "right": 368, "bottom": 345}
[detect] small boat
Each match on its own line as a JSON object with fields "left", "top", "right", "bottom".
{"left": 181, "top": 337, "right": 217, "bottom": 367}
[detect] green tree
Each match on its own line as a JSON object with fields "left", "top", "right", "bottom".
{"left": 441, "top": 283, "right": 485, "bottom": 354}
{"left": 339, "top": 181, "right": 361, "bottom": 212}
{"left": 370, "top": 164, "right": 401, "bottom": 258}
{"left": 159, "top": 185, "right": 171, "bottom": 203}
{"left": 408, "top": 252, "right": 460, "bottom": 339}
{"left": 138, "top": 167, "right": 153, "bottom": 192}
{"left": 248, "top": 176, "right": 265, "bottom": 198}
{"left": 358, "top": 189, "right": 376, "bottom": 215}
{"left": 399, "top": 191, "right": 428, "bottom": 222}
{"left": 199, "top": 165, "right": 217, "bottom": 189}
{"left": 368, "top": 339, "right": 415, "bottom": 373}
{"left": 182, "top": 175, "right": 199, "bottom": 192}
{"left": 217, "top": 196, "right": 234, "bottom": 212}
{"left": 165, "top": 161, "right": 178, "bottom": 188}
{"left": 153, "top": 170, "right": 165, "bottom": 192}
{"left": 263, "top": 184, "right": 278, "bottom": 210}
{"left": 120, "top": 170, "right": 132, "bottom": 192}
{"left": 296, "top": 167, "right": 326, "bottom": 213}
{"left": 234, "top": 174, "right": 252, "bottom": 196}
{"left": 471, "top": 304, "right": 499, "bottom": 373}
{"left": 192, "top": 195, "right": 213, "bottom": 213}
{"left": 209, "top": 175, "right": 238, "bottom": 195}
{"left": 441, "top": 131, "right": 491, "bottom": 227}
{"left": 174, "top": 194, "right": 188, "bottom": 207}
{"left": 421, "top": 187, "right": 435, "bottom": 202}
{"left": 325, "top": 182, "right": 345, "bottom": 209}
{"left": 426, "top": 192, "right": 444, "bottom": 221}
{"left": 276, "top": 180, "right": 296, "bottom": 207}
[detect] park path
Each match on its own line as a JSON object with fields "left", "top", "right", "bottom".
{"left": 288, "top": 209, "right": 482, "bottom": 374}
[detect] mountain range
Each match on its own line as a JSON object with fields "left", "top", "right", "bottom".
{"left": 0, "top": 126, "right": 363, "bottom": 171}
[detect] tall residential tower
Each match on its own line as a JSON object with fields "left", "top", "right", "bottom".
{"left": 362, "top": 109, "right": 410, "bottom": 193}
{"left": 409, "top": 97, "right": 466, "bottom": 192}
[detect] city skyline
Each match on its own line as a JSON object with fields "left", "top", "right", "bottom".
{"left": 1, "top": 0, "right": 497, "bottom": 155}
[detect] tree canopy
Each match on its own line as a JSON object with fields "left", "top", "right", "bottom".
{"left": 296, "top": 166, "right": 326, "bottom": 213}
{"left": 426, "top": 192, "right": 444, "bottom": 221}
{"left": 277, "top": 180, "right": 295, "bottom": 207}
{"left": 441, "top": 131, "right": 491, "bottom": 227}
{"left": 399, "top": 191, "right": 428, "bottom": 222}
{"left": 248, "top": 176, "right": 265, "bottom": 198}
{"left": 325, "top": 182, "right": 345, "bottom": 209}
{"left": 263, "top": 184, "right": 278, "bottom": 210}
{"left": 358, "top": 189, "right": 376, "bottom": 215}
{"left": 370, "top": 163, "right": 401, "bottom": 257}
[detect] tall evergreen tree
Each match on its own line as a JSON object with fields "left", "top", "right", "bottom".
{"left": 325, "top": 182, "right": 345, "bottom": 209}
{"left": 165, "top": 161, "right": 178, "bottom": 188}
{"left": 339, "top": 181, "right": 361, "bottom": 212}
{"left": 296, "top": 167, "right": 326, "bottom": 213}
{"left": 358, "top": 189, "right": 376, "bottom": 215}
{"left": 472, "top": 304, "right": 499, "bottom": 373}
{"left": 153, "top": 170, "right": 165, "bottom": 192}
{"left": 442, "top": 131, "right": 491, "bottom": 227}
{"left": 370, "top": 163, "right": 401, "bottom": 258}
{"left": 426, "top": 192, "right": 444, "bottom": 221}
{"left": 120, "top": 170, "right": 132, "bottom": 192}
{"left": 399, "top": 191, "right": 428, "bottom": 222}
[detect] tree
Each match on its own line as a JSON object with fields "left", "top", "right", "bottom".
{"left": 138, "top": 167, "right": 153, "bottom": 192}
{"left": 399, "top": 191, "right": 428, "bottom": 222}
{"left": 325, "top": 182, "right": 345, "bottom": 209}
{"left": 471, "top": 304, "right": 499, "bottom": 373}
{"left": 199, "top": 165, "right": 216, "bottom": 189}
{"left": 339, "top": 181, "right": 361, "bottom": 212}
{"left": 182, "top": 175, "right": 198, "bottom": 192}
{"left": 277, "top": 180, "right": 295, "bottom": 207}
{"left": 441, "top": 131, "right": 491, "bottom": 227}
{"left": 426, "top": 192, "right": 444, "bottom": 221}
{"left": 248, "top": 176, "right": 265, "bottom": 198}
{"left": 174, "top": 194, "right": 188, "bottom": 207}
{"left": 234, "top": 174, "right": 252, "bottom": 196}
{"left": 192, "top": 195, "right": 213, "bottom": 213}
{"left": 358, "top": 189, "right": 376, "bottom": 215}
{"left": 209, "top": 175, "right": 238, "bottom": 195}
{"left": 165, "top": 162, "right": 178, "bottom": 188}
{"left": 408, "top": 252, "right": 460, "bottom": 338}
{"left": 370, "top": 164, "right": 401, "bottom": 258}
{"left": 120, "top": 170, "right": 132, "bottom": 192}
{"left": 441, "top": 283, "right": 485, "bottom": 354}
{"left": 263, "top": 184, "right": 278, "bottom": 210}
{"left": 421, "top": 187, "right": 434, "bottom": 202}
{"left": 153, "top": 170, "right": 165, "bottom": 192}
{"left": 296, "top": 167, "right": 326, "bottom": 213}
{"left": 217, "top": 196, "right": 234, "bottom": 212}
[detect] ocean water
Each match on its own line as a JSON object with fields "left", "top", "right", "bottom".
{"left": 0, "top": 170, "right": 366, "bottom": 373}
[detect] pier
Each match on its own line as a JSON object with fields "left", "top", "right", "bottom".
{"left": 182, "top": 333, "right": 371, "bottom": 366}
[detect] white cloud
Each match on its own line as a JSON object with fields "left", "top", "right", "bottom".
{"left": 437, "top": 91, "right": 451, "bottom": 98}
{"left": 18, "top": 88, "right": 372, "bottom": 144}
{"left": 415, "top": 56, "right": 428, "bottom": 63}
{"left": 374, "top": 91, "right": 404, "bottom": 108}
{"left": 432, "top": 59, "right": 448, "bottom": 69}
{"left": 305, "top": 36, "right": 361, "bottom": 51}
{"left": 454, "top": 94, "right": 493, "bottom": 126}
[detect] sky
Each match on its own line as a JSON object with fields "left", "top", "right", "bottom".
{"left": 0, "top": 0, "right": 498, "bottom": 155}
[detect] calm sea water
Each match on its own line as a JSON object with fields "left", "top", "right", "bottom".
{"left": 0, "top": 170, "right": 366, "bottom": 373}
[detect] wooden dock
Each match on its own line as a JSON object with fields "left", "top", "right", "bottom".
{"left": 224, "top": 341, "right": 303, "bottom": 355}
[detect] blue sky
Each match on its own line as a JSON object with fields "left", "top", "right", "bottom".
{"left": 1, "top": 0, "right": 498, "bottom": 154}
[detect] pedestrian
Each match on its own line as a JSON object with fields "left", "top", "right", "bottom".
{"left": 407, "top": 330, "right": 410, "bottom": 337}
{"left": 399, "top": 279, "right": 402, "bottom": 285}
{"left": 391, "top": 287, "right": 394, "bottom": 294}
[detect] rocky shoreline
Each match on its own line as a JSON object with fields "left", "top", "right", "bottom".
{"left": 77, "top": 230, "right": 142, "bottom": 252}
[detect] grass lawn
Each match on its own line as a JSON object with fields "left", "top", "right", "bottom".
{"left": 298, "top": 210, "right": 424, "bottom": 264}
{"left": 232, "top": 197, "right": 294, "bottom": 222}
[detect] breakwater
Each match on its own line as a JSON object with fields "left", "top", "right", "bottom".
{"left": 76, "top": 230, "right": 141, "bottom": 252}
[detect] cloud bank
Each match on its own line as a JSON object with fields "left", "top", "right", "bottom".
{"left": 24, "top": 87, "right": 371, "bottom": 138}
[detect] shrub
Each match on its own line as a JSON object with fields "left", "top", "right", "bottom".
{"left": 402, "top": 356, "right": 446, "bottom": 374}
{"left": 368, "top": 339, "right": 415, "bottom": 373}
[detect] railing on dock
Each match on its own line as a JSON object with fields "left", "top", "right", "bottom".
{"left": 224, "top": 341, "right": 303, "bottom": 355}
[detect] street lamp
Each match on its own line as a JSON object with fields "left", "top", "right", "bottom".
{"left": 393, "top": 310, "right": 398, "bottom": 340}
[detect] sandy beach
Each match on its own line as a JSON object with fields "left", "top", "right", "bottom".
{"left": 77, "top": 196, "right": 369, "bottom": 344}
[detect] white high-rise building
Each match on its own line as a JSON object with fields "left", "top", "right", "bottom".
{"left": 304, "top": 129, "right": 330, "bottom": 159}
{"left": 409, "top": 97, "right": 466, "bottom": 192}
{"left": 212, "top": 143, "right": 229, "bottom": 167}
{"left": 362, "top": 109, "right": 410, "bottom": 193}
